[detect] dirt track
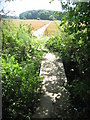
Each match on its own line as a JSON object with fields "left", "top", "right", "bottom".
{"left": 32, "top": 53, "right": 70, "bottom": 118}
{"left": 33, "top": 21, "right": 51, "bottom": 39}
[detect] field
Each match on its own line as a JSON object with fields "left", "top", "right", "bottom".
{"left": 8, "top": 19, "right": 49, "bottom": 31}
{"left": 44, "top": 21, "right": 60, "bottom": 36}
{"left": 2, "top": 19, "right": 60, "bottom": 36}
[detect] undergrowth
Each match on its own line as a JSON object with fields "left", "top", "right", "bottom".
{"left": 1, "top": 19, "right": 43, "bottom": 120}
{"left": 46, "top": 2, "right": 90, "bottom": 119}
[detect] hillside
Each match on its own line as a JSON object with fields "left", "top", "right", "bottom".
{"left": 19, "top": 10, "right": 62, "bottom": 20}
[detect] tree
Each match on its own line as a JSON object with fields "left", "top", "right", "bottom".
{"left": 0, "top": 0, "right": 16, "bottom": 16}
{"left": 46, "top": 1, "right": 90, "bottom": 119}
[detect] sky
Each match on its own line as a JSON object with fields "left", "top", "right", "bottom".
{"left": 1, "top": 0, "right": 62, "bottom": 16}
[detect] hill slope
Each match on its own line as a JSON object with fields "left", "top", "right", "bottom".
{"left": 19, "top": 10, "right": 62, "bottom": 20}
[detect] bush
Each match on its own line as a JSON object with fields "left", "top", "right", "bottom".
{"left": 46, "top": 28, "right": 90, "bottom": 119}
{"left": 1, "top": 19, "right": 43, "bottom": 119}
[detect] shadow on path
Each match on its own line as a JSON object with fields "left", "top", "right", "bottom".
{"left": 32, "top": 53, "right": 71, "bottom": 118}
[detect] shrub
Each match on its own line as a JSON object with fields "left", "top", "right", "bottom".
{"left": 1, "top": 19, "right": 43, "bottom": 119}
{"left": 46, "top": 28, "right": 90, "bottom": 119}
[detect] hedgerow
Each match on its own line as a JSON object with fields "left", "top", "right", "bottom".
{"left": 46, "top": 2, "right": 90, "bottom": 120}
{"left": 1, "top": 19, "right": 43, "bottom": 119}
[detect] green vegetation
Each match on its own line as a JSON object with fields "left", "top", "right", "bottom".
{"left": 1, "top": 1, "right": 90, "bottom": 120}
{"left": 1, "top": 20, "right": 43, "bottom": 119}
{"left": 19, "top": 10, "right": 62, "bottom": 20}
{"left": 46, "top": 2, "right": 90, "bottom": 119}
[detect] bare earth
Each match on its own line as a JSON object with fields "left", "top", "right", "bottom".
{"left": 33, "top": 21, "right": 51, "bottom": 39}
{"left": 32, "top": 24, "right": 71, "bottom": 119}
{"left": 32, "top": 53, "right": 70, "bottom": 118}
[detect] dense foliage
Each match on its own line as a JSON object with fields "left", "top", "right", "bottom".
{"left": 19, "top": 10, "right": 62, "bottom": 20}
{"left": 1, "top": 19, "right": 43, "bottom": 119}
{"left": 1, "top": 1, "right": 90, "bottom": 119}
{"left": 46, "top": 2, "right": 90, "bottom": 120}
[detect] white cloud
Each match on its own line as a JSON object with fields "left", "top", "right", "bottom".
{"left": 3, "top": 0, "right": 62, "bottom": 16}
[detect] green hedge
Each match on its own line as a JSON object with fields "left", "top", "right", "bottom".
{"left": 1, "top": 20, "right": 43, "bottom": 119}
{"left": 46, "top": 29, "right": 90, "bottom": 119}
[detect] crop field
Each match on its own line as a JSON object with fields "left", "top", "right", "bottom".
{"left": 8, "top": 19, "right": 49, "bottom": 31}
{"left": 2, "top": 19, "right": 60, "bottom": 36}
{"left": 44, "top": 21, "right": 60, "bottom": 36}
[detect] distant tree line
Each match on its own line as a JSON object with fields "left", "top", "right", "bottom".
{"left": 1, "top": 15, "right": 19, "bottom": 19}
{"left": 19, "top": 10, "right": 62, "bottom": 20}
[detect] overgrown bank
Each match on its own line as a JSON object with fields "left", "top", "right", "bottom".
{"left": 1, "top": 20, "right": 43, "bottom": 119}
{"left": 46, "top": 2, "right": 90, "bottom": 120}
